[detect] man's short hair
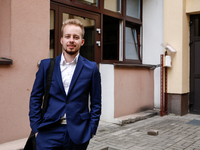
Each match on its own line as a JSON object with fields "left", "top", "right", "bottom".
{"left": 61, "top": 19, "right": 85, "bottom": 38}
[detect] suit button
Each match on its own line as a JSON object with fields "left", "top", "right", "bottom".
{"left": 66, "top": 101, "right": 69, "bottom": 104}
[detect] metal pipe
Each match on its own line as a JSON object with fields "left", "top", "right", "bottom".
{"left": 160, "top": 54, "right": 163, "bottom": 117}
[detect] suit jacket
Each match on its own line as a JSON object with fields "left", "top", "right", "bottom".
{"left": 29, "top": 54, "right": 101, "bottom": 144}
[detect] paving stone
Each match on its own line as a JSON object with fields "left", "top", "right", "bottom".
{"left": 87, "top": 114, "right": 200, "bottom": 149}
{"left": 2, "top": 113, "right": 200, "bottom": 150}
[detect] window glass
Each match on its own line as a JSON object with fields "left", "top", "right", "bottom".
{"left": 63, "top": 13, "right": 95, "bottom": 61}
{"left": 195, "top": 18, "right": 200, "bottom": 37}
{"left": 103, "top": 15, "right": 119, "bottom": 60}
{"left": 125, "top": 27, "right": 139, "bottom": 60}
{"left": 104, "top": 0, "right": 121, "bottom": 13}
{"left": 126, "top": 0, "right": 140, "bottom": 19}
{"left": 50, "top": 10, "right": 55, "bottom": 58}
{"left": 77, "top": 0, "right": 98, "bottom": 7}
{"left": 119, "top": 20, "right": 123, "bottom": 61}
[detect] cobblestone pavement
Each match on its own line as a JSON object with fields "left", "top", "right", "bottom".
{"left": 88, "top": 114, "right": 200, "bottom": 150}
{"left": 1, "top": 113, "right": 200, "bottom": 150}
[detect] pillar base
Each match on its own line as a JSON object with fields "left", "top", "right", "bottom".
{"left": 167, "top": 93, "right": 189, "bottom": 116}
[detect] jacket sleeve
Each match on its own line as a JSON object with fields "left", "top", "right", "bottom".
{"left": 89, "top": 63, "right": 101, "bottom": 135}
{"left": 29, "top": 60, "right": 47, "bottom": 133}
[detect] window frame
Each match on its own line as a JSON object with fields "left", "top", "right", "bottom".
{"left": 124, "top": 22, "right": 141, "bottom": 63}
{"left": 101, "top": 0, "right": 142, "bottom": 64}
{"left": 50, "top": 0, "right": 142, "bottom": 64}
{"left": 102, "top": 14, "right": 120, "bottom": 61}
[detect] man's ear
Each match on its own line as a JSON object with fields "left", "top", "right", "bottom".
{"left": 60, "top": 37, "right": 63, "bottom": 44}
{"left": 81, "top": 39, "right": 85, "bottom": 46}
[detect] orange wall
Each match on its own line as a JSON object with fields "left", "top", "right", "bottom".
{"left": 0, "top": 0, "right": 49, "bottom": 143}
{"left": 114, "top": 67, "right": 154, "bottom": 117}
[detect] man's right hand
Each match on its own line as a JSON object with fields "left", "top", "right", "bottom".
{"left": 35, "top": 132, "right": 38, "bottom": 137}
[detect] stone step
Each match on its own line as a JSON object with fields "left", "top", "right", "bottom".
{"left": 114, "top": 109, "right": 159, "bottom": 126}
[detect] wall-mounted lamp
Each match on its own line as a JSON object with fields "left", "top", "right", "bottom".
{"left": 161, "top": 43, "right": 177, "bottom": 54}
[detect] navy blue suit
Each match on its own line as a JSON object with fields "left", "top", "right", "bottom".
{"left": 29, "top": 54, "right": 101, "bottom": 146}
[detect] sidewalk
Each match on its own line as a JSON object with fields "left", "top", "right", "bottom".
{"left": 1, "top": 112, "right": 200, "bottom": 150}
{"left": 0, "top": 138, "right": 26, "bottom": 150}
{"left": 88, "top": 113, "right": 200, "bottom": 150}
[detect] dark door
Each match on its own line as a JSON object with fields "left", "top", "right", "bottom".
{"left": 50, "top": 3, "right": 101, "bottom": 64}
{"left": 190, "top": 14, "right": 200, "bottom": 114}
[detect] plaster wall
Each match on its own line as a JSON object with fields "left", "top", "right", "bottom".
{"left": 114, "top": 67, "right": 154, "bottom": 117}
{"left": 164, "top": 0, "right": 189, "bottom": 94}
{"left": 186, "top": 0, "right": 200, "bottom": 14}
{"left": 99, "top": 64, "right": 115, "bottom": 122}
{"left": 182, "top": 0, "right": 190, "bottom": 93}
{"left": 142, "top": 0, "right": 164, "bottom": 108}
{"left": 164, "top": 0, "right": 200, "bottom": 95}
{"left": 0, "top": 0, "right": 11, "bottom": 58}
{"left": 0, "top": 0, "right": 49, "bottom": 144}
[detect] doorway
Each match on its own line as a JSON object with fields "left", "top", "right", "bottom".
{"left": 190, "top": 14, "right": 200, "bottom": 114}
{"left": 50, "top": 3, "right": 101, "bottom": 64}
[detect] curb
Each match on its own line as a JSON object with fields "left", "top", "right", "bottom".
{"left": 114, "top": 110, "right": 159, "bottom": 126}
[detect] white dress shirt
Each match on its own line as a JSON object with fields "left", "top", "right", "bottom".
{"left": 60, "top": 52, "right": 79, "bottom": 121}
{"left": 60, "top": 52, "right": 79, "bottom": 95}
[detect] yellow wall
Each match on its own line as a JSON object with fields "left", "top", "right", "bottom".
{"left": 164, "top": 0, "right": 200, "bottom": 94}
{"left": 164, "top": 0, "right": 186, "bottom": 93}
{"left": 182, "top": 0, "right": 190, "bottom": 93}
{"left": 186, "top": 0, "right": 200, "bottom": 14}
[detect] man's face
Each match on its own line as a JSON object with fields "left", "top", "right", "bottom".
{"left": 60, "top": 24, "right": 84, "bottom": 55}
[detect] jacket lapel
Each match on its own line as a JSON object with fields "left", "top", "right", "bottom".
{"left": 55, "top": 54, "right": 66, "bottom": 95}
{"left": 67, "top": 55, "right": 84, "bottom": 97}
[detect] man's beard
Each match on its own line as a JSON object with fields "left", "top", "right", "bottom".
{"left": 63, "top": 48, "right": 79, "bottom": 55}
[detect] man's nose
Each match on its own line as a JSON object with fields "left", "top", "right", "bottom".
{"left": 69, "top": 36, "right": 74, "bottom": 42}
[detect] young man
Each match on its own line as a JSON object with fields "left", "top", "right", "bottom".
{"left": 29, "top": 19, "right": 101, "bottom": 150}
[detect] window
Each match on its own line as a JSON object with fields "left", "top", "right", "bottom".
{"left": 50, "top": 9, "right": 55, "bottom": 58}
{"left": 50, "top": 0, "right": 142, "bottom": 64}
{"left": 104, "top": 0, "right": 121, "bottom": 13}
{"left": 125, "top": 25, "right": 140, "bottom": 60}
{"left": 102, "top": 0, "right": 142, "bottom": 63}
{"left": 103, "top": 15, "right": 119, "bottom": 60}
{"left": 125, "top": 27, "right": 137, "bottom": 60}
{"left": 62, "top": 13, "right": 96, "bottom": 61}
{"left": 195, "top": 18, "right": 200, "bottom": 37}
{"left": 76, "top": 0, "right": 98, "bottom": 7}
{"left": 126, "top": 0, "right": 140, "bottom": 19}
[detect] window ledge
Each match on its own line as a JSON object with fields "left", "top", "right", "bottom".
{"left": 114, "top": 63, "right": 157, "bottom": 69}
{"left": 0, "top": 57, "right": 13, "bottom": 65}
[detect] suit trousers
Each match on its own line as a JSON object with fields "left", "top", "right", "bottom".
{"left": 36, "top": 124, "right": 89, "bottom": 150}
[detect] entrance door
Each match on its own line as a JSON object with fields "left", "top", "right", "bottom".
{"left": 190, "top": 14, "right": 200, "bottom": 114}
{"left": 50, "top": 3, "right": 101, "bottom": 64}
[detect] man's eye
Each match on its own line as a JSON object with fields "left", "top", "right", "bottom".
{"left": 65, "top": 35, "right": 70, "bottom": 38}
{"left": 74, "top": 36, "right": 79, "bottom": 39}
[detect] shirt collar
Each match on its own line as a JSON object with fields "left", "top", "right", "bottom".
{"left": 60, "top": 52, "right": 79, "bottom": 66}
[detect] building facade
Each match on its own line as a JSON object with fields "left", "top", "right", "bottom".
{"left": 0, "top": 0, "right": 200, "bottom": 144}
{"left": 164, "top": 0, "right": 200, "bottom": 116}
